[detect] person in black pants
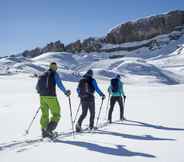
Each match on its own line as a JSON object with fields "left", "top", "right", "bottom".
{"left": 77, "top": 98, "right": 95, "bottom": 129}
{"left": 108, "top": 75, "right": 126, "bottom": 123}
{"left": 76, "top": 69, "right": 105, "bottom": 132}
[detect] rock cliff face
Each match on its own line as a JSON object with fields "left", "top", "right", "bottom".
{"left": 65, "top": 40, "right": 82, "bottom": 53}
{"left": 105, "top": 10, "right": 184, "bottom": 44}
{"left": 22, "top": 41, "right": 64, "bottom": 58}
{"left": 21, "top": 10, "right": 184, "bottom": 57}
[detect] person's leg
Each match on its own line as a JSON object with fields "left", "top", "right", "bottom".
{"left": 77, "top": 100, "right": 88, "bottom": 127}
{"left": 40, "top": 96, "right": 50, "bottom": 137}
{"left": 46, "top": 96, "right": 61, "bottom": 132}
{"left": 89, "top": 99, "right": 95, "bottom": 129}
{"left": 40, "top": 96, "right": 49, "bottom": 130}
{"left": 108, "top": 96, "right": 116, "bottom": 122}
{"left": 117, "top": 96, "right": 124, "bottom": 120}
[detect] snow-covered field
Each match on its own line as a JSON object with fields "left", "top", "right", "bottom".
{"left": 0, "top": 25, "right": 184, "bottom": 162}
{"left": 0, "top": 74, "right": 184, "bottom": 162}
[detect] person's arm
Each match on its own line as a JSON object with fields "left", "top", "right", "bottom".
{"left": 92, "top": 79, "right": 104, "bottom": 96}
{"left": 77, "top": 86, "right": 80, "bottom": 96}
{"left": 54, "top": 73, "right": 67, "bottom": 94}
{"left": 108, "top": 86, "right": 112, "bottom": 94}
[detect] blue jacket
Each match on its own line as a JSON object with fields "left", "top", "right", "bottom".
{"left": 54, "top": 72, "right": 67, "bottom": 94}
{"left": 77, "top": 78, "right": 103, "bottom": 96}
{"left": 108, "top": 80, "right": 125, "bottom": 96}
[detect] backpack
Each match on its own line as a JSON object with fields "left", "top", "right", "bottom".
{"left": 36, "top": 72, "right": 49, "bottom": 94}
{"left": 78, "top": 77, "right": 95, "bottom": 97}
{"left": 111, "top": 78, "right": 119, "bottom": 93}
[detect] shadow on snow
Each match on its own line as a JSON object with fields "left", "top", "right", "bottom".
{"left": 94, "top": 129, "right": 175, "bottom": 141}
{"left": 0, "top": 119, "right": 182, "bottom": 154}
{"left": 54, "top": 139, "right": 156, "bottom": 158}
{"left": 115, "top": 119, "right": 184, "bottom": 131}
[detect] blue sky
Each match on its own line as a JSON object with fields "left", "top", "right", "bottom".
{"left": 1, "top": 0, "right": 184, "bottom": 56}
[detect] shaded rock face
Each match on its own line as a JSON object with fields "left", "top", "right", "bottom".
{"left": 65, "top": 38, "right": 102, "bottom": 53}
{"left": 106, "top": 10, "right": 184, "bottom": 44}
{"left": 81, "top": 38, "right": 102, "bottom": 52}
{"left": 22, "top": 41, "right": 64, "bottom": 58}
{"left": 65, "top": 40, "right": 82, "bottom": 53}
{"left": 22, "top": 48, "right": 42, "bottom": 58}
{"left": 42, "top": 41, "right": 64, "bottom": 53}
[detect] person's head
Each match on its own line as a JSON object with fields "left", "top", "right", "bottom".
{"left": 85, "top": 69, "right": 93, "bottom": 77}
{"left": 116, "top": 74, "right": 121, "bottom": 79}
{"left": 49, "top": 62, "right": 58, "bottom": 71}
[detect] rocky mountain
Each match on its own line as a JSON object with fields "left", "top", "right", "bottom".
{"left": 106, "top": 10, "right": 184, "bottom": 44}
{"left": 22, "top": 41, "right": 65, "bottom": 58}
{"left": 19, "top": 10, "right": 184, "bottom": 58}
{"left": 1, "top": 10, "right": 184, "bottom": 85}
{"left": 1, "top": 28, "right": 184, "bottom": 85}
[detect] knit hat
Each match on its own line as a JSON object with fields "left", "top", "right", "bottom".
{"left": 85, "top": 69, "right": 93, "bottom": 77}
{"left": 116, "top": 74, "right": 121, "bottom": 79}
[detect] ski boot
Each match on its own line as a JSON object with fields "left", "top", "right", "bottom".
{"left": 75, "top": 123, "right": 81, "bottom": 132}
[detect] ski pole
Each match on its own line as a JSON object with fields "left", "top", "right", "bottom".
{"left": 73, "top": 102, "right": 81, "bottom": 124}
{"left": 68, "top": 96, "right": 75, "bottom": 138}
{"left": 123, "top": 95, "right": 126, "bottom": 120}
{"left": 105, "top": 93, "right": 110, "bottom": 120}
{"left": 25, "top": 107, "right": 40, "bottom": 135}
{"left": 96, "top": 99, "right": 104, "bottom": 128}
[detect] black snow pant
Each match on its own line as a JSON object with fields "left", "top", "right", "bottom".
{"left": 108, "top": 96, "right": 124, "bottom": 121}
{"left": 77, "top": 97, "right": 95, "bottom": 128}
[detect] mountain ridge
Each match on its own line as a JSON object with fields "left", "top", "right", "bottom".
{"left": 1, "top": 10, "right": 184, "bottom": 85}
{"left": 14, "top": 10, "right": 184, "bottom": 58}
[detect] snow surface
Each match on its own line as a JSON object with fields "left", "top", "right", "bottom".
{"left": 1, "top": 15, "right": 184, "bottom": 162}
{"left": 0, "top": 75, "right": 184, "bottom": 162}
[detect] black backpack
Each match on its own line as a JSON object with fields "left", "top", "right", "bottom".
{"left": 36, "top": 72, "right": 49, "bottom": 94}
{"left": 111, "top": 78, "right": 119, "bottom": 93}
{"left": 78, "top": 77, "right": 95, "bottom": 97}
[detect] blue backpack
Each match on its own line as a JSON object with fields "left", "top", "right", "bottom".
{"left": 111, "top": 78, "right": 119, "bottom": 93}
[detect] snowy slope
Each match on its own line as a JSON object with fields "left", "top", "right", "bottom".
{"left": 150, "top": 45, "right": 184, "bottom": 80}
{"left": 0, "top": 28, "right": 184, "bottom": 84}
{"left": 0, "top": 75, "right": 184, "bottom": 162}
{"left": 32, "top": 52, "right": 79, "bottom": 69}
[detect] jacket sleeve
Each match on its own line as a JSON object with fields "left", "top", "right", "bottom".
{"left": 76, "top": 86, "right": 80, "bottom": 96}
{"left": 120, "top": 81, "right": 125, "bottom": 96}
{"left": 108, "top": 86, "right": 112, "bottom": 94}
{"left": 92, "top": 79, "right": 103, "bottom": 96}
{"left": 54, "top": 73, "right": 67, "bottom": 94}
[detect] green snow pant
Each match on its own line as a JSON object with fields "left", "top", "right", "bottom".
{"left": 40, "top": 96, "right": 61, "bottom": 129}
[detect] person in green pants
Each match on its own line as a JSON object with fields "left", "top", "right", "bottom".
{"left": 36, "top": 62, "right": 71, "bottom": 138}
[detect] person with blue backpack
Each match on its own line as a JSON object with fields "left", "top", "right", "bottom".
{"left": 36, "top": 62, "right": 71, "bottom": 138}
{"left": 108, "top": 74, "right": 126, "bottom": 123}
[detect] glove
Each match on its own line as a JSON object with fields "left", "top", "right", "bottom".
{"left": 65, "top": 90, "right": 71, "bottom": 96}
{"left": 101, "top": 94, "right": 106, "bottom": 100}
